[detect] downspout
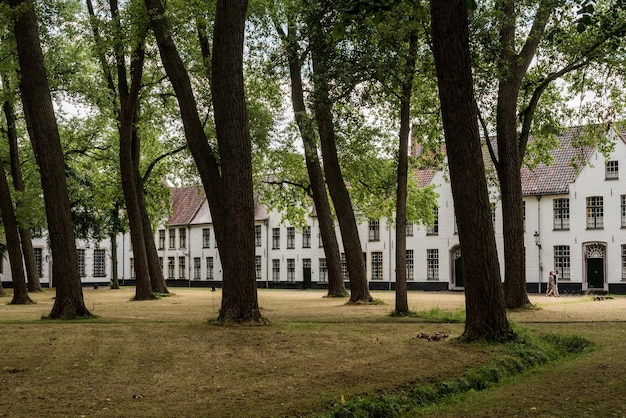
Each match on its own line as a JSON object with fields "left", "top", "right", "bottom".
{"left": 537, "top": 195, "right": 542, "bottom": 294}
{"left": 265, "top": 219, "right": 269, "bottom": 289}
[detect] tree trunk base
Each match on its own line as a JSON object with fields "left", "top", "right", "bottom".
{"left": 10, "top": 295, "right": 34, "bottom": 304}
{"left": 133, "top": 293, "right": 158, "bottom": 301}
{"left": 48, "top": 305, "right": 94, "bottom": 320}
{"left": 325, "top": 289, "right": 349, "bottom": 298}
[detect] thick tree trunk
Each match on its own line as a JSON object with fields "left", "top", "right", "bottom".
{"left": 2, "top": 87, "right": 41, "bottom": 292}
{"left": 0, "top": 157, "right": 33, "bottom": 304}
{"left": 280, "top": 22, "right": 347, "bottom": 298}
{"left": 145, "top": 0, "right": 261, "bottom": 322}
{"left": 212, "top": 0, "right": 260, "bottom": 322}
{"left": 310, "top": 30, "right": 372, "bottom": 304}
{"left": 9, "top": 0, "right": 91, "bottom": 318}
{"left": 431, "top": 0, "right": 511, "bottom": 341}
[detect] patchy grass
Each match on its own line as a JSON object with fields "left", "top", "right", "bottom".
{"left": 0, "top": 289, "right": 625, "bottom": 416}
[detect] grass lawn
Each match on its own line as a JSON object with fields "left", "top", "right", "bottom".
{"left": 1, "top": 288, "right": 625, "bottom": 417}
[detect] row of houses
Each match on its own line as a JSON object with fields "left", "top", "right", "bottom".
{"left": 2, "top": 128, "right": 626, "bottom": 294}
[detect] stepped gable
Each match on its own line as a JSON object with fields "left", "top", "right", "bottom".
{"left": 521, "top": 127, "right": 595, "bottom": 196}
{"left": 167, "top": 186, "right": 205, "bottom": 226}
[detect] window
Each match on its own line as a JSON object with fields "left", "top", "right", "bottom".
{"left": 586, "top": 196, "right": 604, "bottom": 229}
{"left": 272, "top": 259, "right": 280, "bottom": 281}
{"left": 319, "top": 258, "right": 327, "bottom": 282}
{"left": 491, "top": 207, "right": 496, "bottom": 225}
{"left": 255, "top": 225, "right": 262, "bottom": 247}
{"left": 169, "top": 228, "right": 176, "bottom": 249}
{"left": 206, "top": 257, "right": 214, "bottom": 279}
{"left": 179, "top": 256, "right": 186, "bottom": 278}
{"left": 158, "top": 230, "right": 166, "bottom": 250}
{"left": 554, "top": 245, "right": 570, "bottom": 280}
{"left": 426, "top": 208, "right": 439, "bottom": 235}
{"left": 203, "top": 228, "right": 211, "bottom": 248}
{"left": 427, "top": 249, "right": 439, "bottom": 280}
{"left": 255, "top": 256, "right": 262, "bottom": 280}
{"left": 553, "top": 198, "right": 570, "bottom": 230}
{"left": 287, "top": 258, "right": 295, "bottom": 282}
{"left": 159, "top": 257, "right": 164, "bottom": 274}
{"left": 406, "top": 223, "right": 414, "bottom": 237}
{"left": 522, "top": 201, "right": 526, "bottom": 231}
{"left": 369, "top": 220, "right": 380, "bottom": 241}
{"left": 77, "top": 249, "right": 86, "bottom": 277}
{"left": 193, "top": 257, "right": 201, "bottom": 279}
{"left": 130, "top": 258, "right": 135, "bottom": 278}
{"left": 272, "top": 228, "right": 280, "bottom": 249}
{"left": 93, "top": 249, "right": 106, "bottom": 277}
{"left": 302, "top": 226, "right": 311, "bottom": 248}
{"left": 406, "top": 250, "right": 414, "bottom": 281}
{"left": 371, "top": 252, "right": 383, "bottom": 280}
{"left": 287, "top": 227, "right": 295, "bottom": 249}
{"left": 168, "top": 257, "right": 175, "bottom": 279}
{"left": 622, "top": 245, "right": 626, "bottom": 280}
{"left": 34, "top": 248, "right": 42, "bottom": 277}
{"left": 318, "top": 232, "right": 323, "bottom": 248}
{"left": 622, "top": 195, "right": 626, "bottom": 228}
{"left": 341, "top": 253, "right": 348, "bottom": 280}
{"left": 606, "top": 160, "right": 619, "bottom": 179}
{"left": 179, "top": 228, "right": 187, "bottom": 249}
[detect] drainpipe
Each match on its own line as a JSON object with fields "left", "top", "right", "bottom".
{"left": 536, "top": 195, "right": 542, "bottom": 294}
{"left": 265, "top": 219, "right": 269, "bottom": 289}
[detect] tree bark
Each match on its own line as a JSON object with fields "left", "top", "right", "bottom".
{"left": 430, "top": 0, "right": 511, "bottom": 341}
{"left": 0, "top": 156, "right": 32, "bottom": 304}
{"left": 212, "top": 0, "right": 260, "bottom": 322}
{"left": 109, "top": 0, "right": 153, "bottom": 300}
{"left": 145, "top": 0, "right": 261, "bottom": 322}
{"left": 310, "top": 26, "right": 372, "bottom": 303}
{"left": 278, "top": 20, "right": 348, "bottom": 298}
{"left": 395, "top": 27, "right": 419, "bottom": 314}
{"left": 8, "top": 0, "right": 91, "bottom": 318}
{"left": 2, "top": 82, "right": 41, "bottom": 292}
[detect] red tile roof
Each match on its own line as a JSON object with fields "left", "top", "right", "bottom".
{"left": 167, "top": 186, "right": 205, "bottom": 226}
{"left": 521, "top": 127, "right": 595, "bottom": 196}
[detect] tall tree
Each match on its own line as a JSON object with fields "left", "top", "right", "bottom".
{"left": 430, "top": 0, "right": 511, "bottom": 341}
{"left": 308, "top": 3, "right": 372, "bottom": 303}
{"left": 144, "top": 0, "right": 261, "bottom": 322}
{"left": 473, "top": 0, "right": 626, "bottom": 308}
{"left": 1, "top": 76, "right": 41, "bottom": 292}
{"left": 6, "top": 0, "right": 91, "bottom": 318}
{"left": 0, "top": 154, "right": 32, "bottom": 304}
{"left": 272, "top": 8, "right": 348, "bottom": 298}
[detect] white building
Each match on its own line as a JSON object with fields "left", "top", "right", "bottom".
{"left": 2, "top": 128, "right": 626, "bottom": 294}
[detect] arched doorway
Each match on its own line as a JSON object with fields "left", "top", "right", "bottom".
{"left": 451, "top": 246, "right": 463, "bottom": 289}
{"left": 584, "top": 242, "right": 606, "bottom": 291}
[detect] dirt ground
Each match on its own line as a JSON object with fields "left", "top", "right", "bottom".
{"left": 1, "top": 288, "right": 625, "bottom": 417}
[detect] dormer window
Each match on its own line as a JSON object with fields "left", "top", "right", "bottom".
{"left": 606, "top": 160, "right": 618, "bottom": 179}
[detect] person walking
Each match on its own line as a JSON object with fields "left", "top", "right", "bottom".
{"left": 553, "top": 270, "right": 560, "bottom": 297}
{"left": 546, "top": 271, "right": 556, "bottom": 297}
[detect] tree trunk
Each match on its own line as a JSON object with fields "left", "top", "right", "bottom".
{"left": 137, "top": 173, "right": 168, "bottom": 294}
{"left": 2, "top": 83, "right": 41, "bottom": 292}
{"left": 212, "top": 0, "right": 260, "bottom": 322}
{"left": 110, "top": 0, "right": 153, "bottom": 301}
{"left": 494, "top": 0, "right": 532, "bottom": 309}
{"left": 430, "top": 0, "right": 511, "bottom": 341}
{"left": 496, "top": 93, "right": 530, "bottom": 308}
{"left": 395, "top": 27, "right": 419, "bottom": 314}
{"left": 9, "top": 0, "right": 91, "bottom": 318}
{"left": 310, "top": 28, "right": 372, "bottom": 304}
{"left": 0, "top": 156, "right": 33, "bottom": 304}
{"left": 279, "top": 21, "right": 348, "bottom": 298}
{"left": 145, "top": 0, "right": 261, "bottom": 322}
